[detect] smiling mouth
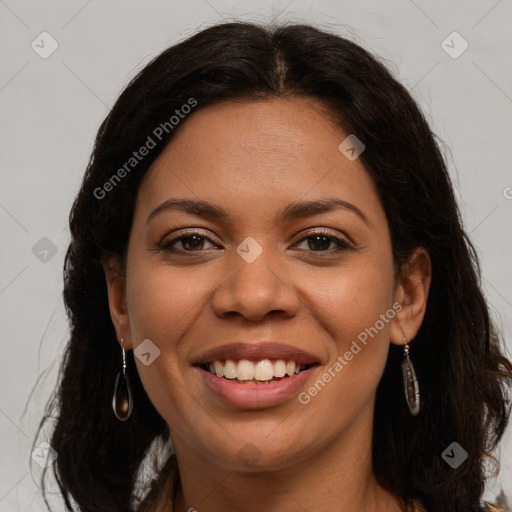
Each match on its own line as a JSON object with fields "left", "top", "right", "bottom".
{"left": 198, "top": 359, "right": 314, "bottom": 384}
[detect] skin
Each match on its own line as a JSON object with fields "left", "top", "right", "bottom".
{"left": 103, "top": 97, "right": 431, "bottom": 512}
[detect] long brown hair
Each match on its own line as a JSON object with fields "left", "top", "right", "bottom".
{"left": 37, "top": 21, "right": 512, "bottom": 512}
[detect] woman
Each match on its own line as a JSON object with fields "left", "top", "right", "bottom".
{"left": 38, "top": 21, "right": 512, "bottom": 511}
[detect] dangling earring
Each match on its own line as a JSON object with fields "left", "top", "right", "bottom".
{"left": 400, "top": 329, "right": 420, "bottom": 416}
{"left": 112, "top": 338, "right": 133, "bottom": 421}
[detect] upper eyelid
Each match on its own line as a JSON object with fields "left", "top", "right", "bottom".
{"left": 161, "top": 228, "right": 220, "bottom": 244}
{"left": 160, "top": 227, "right": 352, "bottom": 248}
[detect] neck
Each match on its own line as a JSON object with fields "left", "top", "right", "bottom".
{"left": 170, "top": 406, "right": 403, "bottom": 512}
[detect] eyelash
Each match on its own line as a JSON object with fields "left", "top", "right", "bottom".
{"left": 156, "top": 229, "right": 353, "bottom": 256}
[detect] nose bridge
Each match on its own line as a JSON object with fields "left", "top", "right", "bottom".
{"left": 210, "top": 236, "right": 299, "bottom": 321}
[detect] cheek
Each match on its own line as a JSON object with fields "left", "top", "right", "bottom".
{"left": 126, "top": 259, "right": 208, "bottom": 343}
{"left": 124, "top": 261, "right": 211, "bottom": 413}
{"left": 300, "top": 256, "right": 395, "bottom": 403}
{"left": 305, "top": 257, "right": 394, "bottom": 343}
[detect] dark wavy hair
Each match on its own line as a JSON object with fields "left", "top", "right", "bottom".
{"left": 36, "top": 21, "right": 512, "bottom": 512}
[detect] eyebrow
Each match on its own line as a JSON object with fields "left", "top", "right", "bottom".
{"left": 146, "top": 197, "right": 370, "bottom": 226}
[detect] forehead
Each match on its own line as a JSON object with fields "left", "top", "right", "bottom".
{"left": 135, "top": 98, "right": 385, "bottom": 229}
{"left": 149, "top": 97, "right": 346, "bottom": 174}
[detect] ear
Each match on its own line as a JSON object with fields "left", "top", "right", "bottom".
{"left": 102, "top": 254, "right": 133, "bottom": 350}
{"left": 390, "top": 247, "right": 432, "bottom": 346}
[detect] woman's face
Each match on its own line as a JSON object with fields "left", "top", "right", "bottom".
{"left": 108, "top": 97, "right": 413, "bottom": 471}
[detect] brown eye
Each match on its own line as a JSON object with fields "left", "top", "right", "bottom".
{"left": 158, "top": 232, "right": 217, "bottom": 252}
{"left": 179, "top": 235, "right": 206, "bottom": 251}
{"left": 295, "top": 232, "right": 353, "bottom": 254}
{"left": 157, "top": 230, "right": 352, "bottom": 256}
{"left": 306, "top": 235, "right": 334, "bottom": 251}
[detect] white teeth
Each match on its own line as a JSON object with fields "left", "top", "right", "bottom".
{"left": 236, "top": 360, "right": 255, "bottom": 380}
{"left": 204, "top": 358, "right": 310, "bottom": 381}
{"left": 214, "top": 361, "right": 224, "bottom": 378}
{"left": 224, "top": 359, "right": 237, "bottom": 379}
{"left": 254, "top": 359, "right": 274, "bottom": 381}
{"left": 237, "top": 378, "right": 272, "bottom": 384}
{"left": 273, "top": 359, "right": 287, "bottom": 377}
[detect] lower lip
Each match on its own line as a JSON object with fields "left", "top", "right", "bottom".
{"left": 195, "top": 365, "right": 318, "bottom": 409}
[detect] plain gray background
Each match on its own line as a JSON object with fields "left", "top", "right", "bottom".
{"left": 1, "top": 0, "right": 511, "bottom": 509}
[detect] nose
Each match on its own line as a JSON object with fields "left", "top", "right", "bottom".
{"left": 210, "top": 243, "right": 300, "bottom": 322}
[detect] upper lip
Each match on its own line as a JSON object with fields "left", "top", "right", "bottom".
{"left": 191, "top": 342, "right": 321, "bottom": 366}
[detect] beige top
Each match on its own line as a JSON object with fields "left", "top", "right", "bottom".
{"left": 409, "top": 501, "right": 507, "bottom": 511}
{"left": 138, "top": 455, "right": 509, "bottom": 512}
